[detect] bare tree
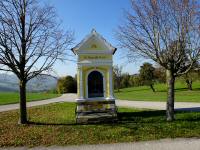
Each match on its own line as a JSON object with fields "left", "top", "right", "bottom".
{"left": 0, "top": 0, "right": 74, "bottom": 124}
{"left": 117, "top": 0, "right": 200, "bottom": 121}
{"left": 113, "top": 65, "right": 123, "bottom": 92}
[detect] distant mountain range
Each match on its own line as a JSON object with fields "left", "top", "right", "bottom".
{"left": 0, "top": 74, "right": 58, "bottom": 92}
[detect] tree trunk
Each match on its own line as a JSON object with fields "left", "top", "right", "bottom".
{"left": 19, "top": 1, "right": 27, "bottom": 124}
{"left": 166, "top": 69, "right": 175, "bottom": 121}
{"left": 19, "top": 80, "right": 27, "bottom": 124}
{"left": 117, "top": 85, "right": 120, "bottom": 92}
{"left": 150, "top": 84, "right": 155, "bottom": 92}
{"left": 117, "top": 78, "right": 120, "bottom": 92}
{"left": 186, "top": 79, "right": 192, "bottom": 90}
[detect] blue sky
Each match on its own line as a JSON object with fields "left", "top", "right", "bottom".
{"left": 47, "top": 0, "right": 148, "bottom": 77}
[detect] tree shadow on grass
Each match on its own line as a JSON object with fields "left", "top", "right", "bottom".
{"left": 115, "top": 88, "right": 151, "bottom": 93}
{"left": 27, "top": 109, "right": 200, "bottom": 127}
{"left": 27, "top": 120, "right": 120, "bottom": 126}
{"left": 157, "top": 87, "right": 188, "bottom": 92}
{"left": 27, "top": 121, "right": 77, "bottom": 126}
{"left": 188, "top": 88, "right": 200, "bottom": 91}
{"left": 117, "top": 110, "right": 165, "bottom": 124}
{"left": 159, "top": 87, "right": 200, "bottom": 92}
{"left": 176, "top": 107, "right": 200, "bottom": 112}
{"left": 122, "top": 89, "right": 150, "bottom": 93}
{"left": 117, "top": 110, "right": 200, "bottom": 125}
{"left": 113, "top": 111, "right": 200, "bottom": 135}
{"left": 175, "top": 88, "right": 191, "bottom": 92}
{"left": 158, "top": 87, "right": 188, "bottom": 92}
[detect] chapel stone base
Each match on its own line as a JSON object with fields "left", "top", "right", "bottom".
{"left": 76, "top": 100, "right": 117, "bottom": 124}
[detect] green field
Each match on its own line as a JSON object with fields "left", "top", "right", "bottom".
{"left": 1, "top": 102, "right": 200, "bottom": 147}
{"left": 0, "top": 92, "right": 61, "bottom": 105}
{"left": 115, "top": 81, "right": 200, "bottom": 102}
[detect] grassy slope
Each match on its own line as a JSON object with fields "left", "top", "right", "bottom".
{"left": 115, "top": 81, "right": 200, "bottom": 102}
{"left": 0, "top": 92, "right": 61, "bottom": 105}
{"left": 1, "top": 102, "right": 200, "bottom": 147}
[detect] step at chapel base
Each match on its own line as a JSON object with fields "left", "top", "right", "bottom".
{"left": 71, "top": 29, "right": 117, "bottom": 124}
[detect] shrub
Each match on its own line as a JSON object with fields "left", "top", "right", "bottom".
{"left": 57, "top": 76, "right": 77, "bottom": 94}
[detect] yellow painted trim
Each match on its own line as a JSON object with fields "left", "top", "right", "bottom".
{"left": 78, "top": 54, "right": 112, "bottom": 61}
{"left": 81, "top": 66, "right": 110, "bottom": 98}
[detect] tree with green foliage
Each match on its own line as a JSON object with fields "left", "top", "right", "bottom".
{"left": 121, "top": 73, "right": 131, "bottom": 88}
{"left": 113, "top": 65, "right": 123, "bottom": 92}
{"left": 139, "top": 63, "right": 156, "bottom": 92}
{"left": 130, "top": 75, "right": 142, "bottom": 87}
{"left": 154, "top": 66, "right": 166, "bottom": 83}
{"left": 57, "top": 76, "right": 77, "bottom": 94}
{"left": 182, "top": 62, "right": 200, "bottom": 90}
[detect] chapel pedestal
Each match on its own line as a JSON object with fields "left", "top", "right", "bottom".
{"left": 76, "top": 99, "right": 117, "bottom": 124}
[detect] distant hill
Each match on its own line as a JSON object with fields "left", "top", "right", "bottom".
{"left": 0, "top": 74, "right": 58, "bottom": 92}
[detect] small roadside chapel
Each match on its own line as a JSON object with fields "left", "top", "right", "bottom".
{"left": 71, "top": 29, "right": 117, "bottom": 123}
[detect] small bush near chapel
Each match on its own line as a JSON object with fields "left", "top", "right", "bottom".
{"left": 57, "top": 76, "right": 77, "bottom": 94}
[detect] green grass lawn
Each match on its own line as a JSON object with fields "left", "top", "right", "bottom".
{"left": 0, "top": 92, "right": 61, "bottom": 105}
{"left": 1, "top": 102, "right": 200, "bottom": 147}
{"left": 115, "top": 81, "right": 200, "bottom": 102}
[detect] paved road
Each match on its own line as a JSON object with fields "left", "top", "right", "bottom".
{"left": 115, "top": 99, "right": 200, "bottom": 111}
{"left": 1, "top": 138, "right": 200, "bottom": 150}
{"left": 0, "top": 94, "right": 76, "bottom": 112}
{"left": 1, "top": 93, "right": 200, "bottom": 112}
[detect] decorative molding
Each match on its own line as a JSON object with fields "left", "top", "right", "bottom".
{"left": 76, "top": 50, "right": 114, "bottom": 54}
{"left": 78, "top": 60, "right": 113, "bottom": 66}
{"left": 78, "top": 53, "right": 112, "bottom": 56}
{"left": 79, "top": 59, "right": 112, "bottom": 63}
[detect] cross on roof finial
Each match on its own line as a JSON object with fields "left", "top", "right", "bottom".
{"left": 91, "top": 28, "right": 96, "bottom": 34}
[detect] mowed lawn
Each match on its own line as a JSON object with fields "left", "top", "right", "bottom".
{"left": 1, "top": 102, "right": 200, "bottom": 147}
{"left": 0, "top": 92, "right": 61, "bottom": 105}
{"left": 115, "top": 81, "right": 200, "bottom": 102}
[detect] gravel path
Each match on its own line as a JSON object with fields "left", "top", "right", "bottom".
{"left": 1, "top": 138, "right": 200, "bottom": 150}
{"left": 1, "top": 93, "right": 200, "bottom": 112}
